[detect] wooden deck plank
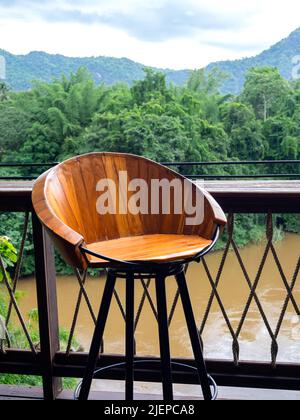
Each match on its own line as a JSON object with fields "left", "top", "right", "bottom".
{"left": 0, "top": 384, "right": 300, "bottom": 400}
{"left": 0, "top": 384, "right": 44, "bottom": 400}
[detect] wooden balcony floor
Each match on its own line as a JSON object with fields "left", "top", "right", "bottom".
{"left": 1, "top": 384, "right": 299, "bottom": 400}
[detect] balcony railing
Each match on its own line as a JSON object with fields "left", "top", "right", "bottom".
{"left": 0, "top": 177, "right": 299, "bottom": 400}
{"left": 0, "top": 159, "right": 300, "bottom": 180}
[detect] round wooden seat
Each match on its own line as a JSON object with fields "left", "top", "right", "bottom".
{"left": 86, "top": 234, "right": 213, "bottom": 267}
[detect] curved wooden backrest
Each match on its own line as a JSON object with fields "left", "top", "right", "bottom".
{"left": 32, "top": 153, "right": 226, "bottom": 269}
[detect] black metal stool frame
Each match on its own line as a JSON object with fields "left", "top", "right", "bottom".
{"left": 77, "top": 227, "right": 220, "bottom": 401}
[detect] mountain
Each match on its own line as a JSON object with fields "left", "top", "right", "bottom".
{"left": 207, "top": 27, "right": 300, "bottom": 93}
{"left": 1, "top": 27, "right": 300, "bottom": 93}
{"left": 0, "top": 49, "right": 190, "bottom": 91}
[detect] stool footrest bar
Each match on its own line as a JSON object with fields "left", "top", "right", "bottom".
{"left": 74, "top": 360, "right": 218, "bottom": 401}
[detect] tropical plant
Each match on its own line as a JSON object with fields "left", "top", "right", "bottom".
{"left": 0, "top": 236, "right": 77, "bottom": 388}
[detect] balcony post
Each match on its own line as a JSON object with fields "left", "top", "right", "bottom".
{"left": 32, "top": 212, "right": 62, "bottom": 400}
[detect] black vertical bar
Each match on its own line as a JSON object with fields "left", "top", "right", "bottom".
{"left": 176, "top": 270, "right": 213, "bottom": 400}
{"left": 79, "top": 271, "right": 116, "bottom": 400}
{"left": 32, "top": 212, "right": 62, "bottom": 400}
{"left": 155, "top": 274, "right": 173, "bottom": 401}
{"left": 125, "top": 272, "right": 135, "bottom": 400}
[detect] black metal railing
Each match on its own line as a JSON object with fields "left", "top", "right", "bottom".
{"left": 0, "top": 163, "right": 59, "bottom": 180}
{"left": 0, "top": 160, "right": 299, "bottom": 180}
{"left": 161, "top": 160, "right": 300, "bottom": 179}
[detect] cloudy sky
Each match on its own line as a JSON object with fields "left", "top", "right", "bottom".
{"left": 0, "top": 0, "right": 299, "bottom": 69}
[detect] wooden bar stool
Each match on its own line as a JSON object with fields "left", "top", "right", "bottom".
{"left": 32, "top": 152, "right": 226, "bottom": 401}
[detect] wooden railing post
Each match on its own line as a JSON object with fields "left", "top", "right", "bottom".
{"left": 32, "top": 212, "right": 62, "bottom": 400}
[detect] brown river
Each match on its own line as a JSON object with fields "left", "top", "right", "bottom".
{"left": 9, "top": 234, "right": 300, "bottom": 364}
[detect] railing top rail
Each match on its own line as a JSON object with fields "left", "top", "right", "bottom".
{"left": 1, "top": 179, "right": 298, "bottom": 213}
{"left": 0, "top": 163, "right": 59, "bottom": 167}
{"left": 1, "top": 160, "right": 299, "bottom": 181}
{"left": 162, "top": 160, "right": 300, "bottom": 166}
{"left": 0, "top": 160, "right": 299, "bottom": 167}
{"left": 0, "top": 179, "right": 299, "bottom": 196}
{"left": 1, "top": 174, "right": 300, "bottom": 181}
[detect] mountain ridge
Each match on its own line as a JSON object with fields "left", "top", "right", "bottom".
{"left": 1, "top": 26, "right": 300, "bottom": 93}
{"left": 206, "top": 26, "right": 300, "bottom": 92}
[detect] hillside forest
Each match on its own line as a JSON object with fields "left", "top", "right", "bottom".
{"left": 0, "top": 66, "right": 299, "bottom": 275}
{"left": 2, "top": 27, "right": 300, "bottom": 93}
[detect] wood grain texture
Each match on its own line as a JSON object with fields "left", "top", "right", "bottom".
{"left": 86, "top": 234, "right": 213, "bottom": 266}
{"left": 32, "top": 153, "right": 226, "bottom": 269}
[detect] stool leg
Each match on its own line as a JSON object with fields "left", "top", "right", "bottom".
{"left": 78, "top": 271, "right": 117, "bottom": 400}
{"left": 175, "top": 270, "right": 213, "bottom": 401}
{"left": 125, "top": 272, "right": 135, "bottom": 400}
{"left": 155, "top": 274, "right": 173, "bottom": 401}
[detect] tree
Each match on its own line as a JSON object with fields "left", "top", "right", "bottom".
{"left": 78, "top": 108, "right": 189, "bottom": 162}
{"left": 0, "top": 82, "right": 10, "bottom": 102}
{"left": 131, "top": 69, "right": 169, "bottom": 106}
{"left": 187, "top": 68, "right": 228, "bottom": 96}
{"left": 220, "top": 102, "right": 264, "bottom": 160}
{"left": 0, "top": 105, "right": 31, "bottom": 161}
{"left": 185, "top": 69, "right": 228, "bottom": 124}
{"left": 262, "top": 116, "right": 290, "bottom": 159}
{"left": 281, "top": 136, "right": 299, "bottom": 159}
{"left": 14, "top": 69, "right": 107, "bottom": 162}
{"left": 242, "top": 67, "right": 291, "bottom": 121}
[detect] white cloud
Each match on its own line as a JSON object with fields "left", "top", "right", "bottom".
{"left": 0, "top": 0, "right": 299, "bottom": 69}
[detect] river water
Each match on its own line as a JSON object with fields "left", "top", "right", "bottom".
{"left": 12, "top": 234, "right": 300, "bottom": 364}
